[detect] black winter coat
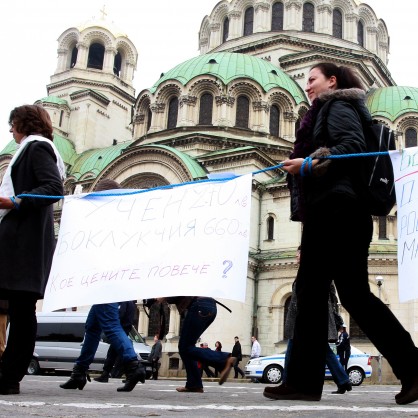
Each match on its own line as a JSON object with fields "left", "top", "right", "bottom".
{"left": 303, "top": 88, "right": 369, "bottom": 209}
{"left": 0, "top": 141, "right": 63, "bottom": 298}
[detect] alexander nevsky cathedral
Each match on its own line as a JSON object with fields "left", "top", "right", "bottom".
{"left": 1, "top": 0, "right": 417, "bottom": 379}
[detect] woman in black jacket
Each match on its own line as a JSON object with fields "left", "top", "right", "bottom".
{"left": 263, "top": 63, "right": 418, "bottom": 405}
{"left": 0, "top": 105, "right": 64, "bottom": 395}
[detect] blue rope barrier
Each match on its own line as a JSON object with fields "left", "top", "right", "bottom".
{"left": 16, "top": 150, "right": 391, "bottom": 200}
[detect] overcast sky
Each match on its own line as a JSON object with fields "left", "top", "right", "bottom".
{"left": 0, "top": 0, "right": 416, "bottom": 149}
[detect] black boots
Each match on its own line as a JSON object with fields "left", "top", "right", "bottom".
{"left": 94, "top": 370, "right": 110, "bottom": 383}
{"left": 332, "top": 381, "right": 352, "bottom": 394}
{"left": 60, "top": 365, "right": 90, "bottom": 390}
{"left": 117, "top": 361, "right": 145, "bottom": 392}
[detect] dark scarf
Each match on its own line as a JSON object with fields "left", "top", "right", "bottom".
{"left": 291, "top": 98, "right": 324, "bottom": 159}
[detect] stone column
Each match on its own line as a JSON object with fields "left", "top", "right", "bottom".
{"left": 55, "top": 48, "right": 68, "bottom": 73}
{"left": 148, "top": 103, "right": 166, "bottom": 133}
{"left": 345, "top": 14, "right": 358, "bottom": 43}
{"left": 285, "top": 0, "right": 303, "bottom": 31}
{"left": 367, "top": 27, "right": 378, "bottom": 54}
{"left": 166, "top": 304, "right": 179, "bottom": 339}
{"left": 254, "top": 2, "right": 270, "bottom": 33}
{"left": 252, "top": 101, "right": 269, "bottom": 133}
{"left": 282, "top": 111, "right": 298, "bottom": 142}
{"left": 74, "top": 42, "right": 88, "bottom": 69}
{"left": 137, "top": 305, "right": 149, "bottom": 337}
{"left": 209, "top": 23, "right": 221, "bottom": 50}
{"left": 228, "top": 11, "right": 242, "bottom": 40}
{"left": 104, "top": 46, "right": 117, "bottom": 73}
{"left": 215, "top": 95, "right": 235, "bottom": 127}
{"left": 317, "top": 4, "right": 332, "bottom": 35}
{"left": 178, "top": 95, "right": 197, "bottom": 127}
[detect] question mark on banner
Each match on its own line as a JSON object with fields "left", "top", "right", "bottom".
{"left": 222, "top": 260, "right": 233, "bottom": 278}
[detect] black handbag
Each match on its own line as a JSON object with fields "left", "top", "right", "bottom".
{"left": 287, "top": 174, "right": 302, "bottom": 222}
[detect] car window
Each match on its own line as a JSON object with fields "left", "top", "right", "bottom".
{"left": 36, "top": 322, "right": 85, "bottom": 342}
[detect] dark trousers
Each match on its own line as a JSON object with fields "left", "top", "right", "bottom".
{"left": 0, "top": 291, "right": 38, "bottom": 384}
{"left": 233, "top": 358, "right": 244, "bottom": 378}
{"left": 178, "top": 298, "right": 229, "bottom": 389}
{"left": 287, "top": 196, "right": 418, "bottom": 395}
{"left": 102, "top": 327, "right": 130, "bottom": 374}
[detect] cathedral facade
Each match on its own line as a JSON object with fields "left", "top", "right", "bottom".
{"left": 1, "top": 0, "right": 418, "bottom": 378}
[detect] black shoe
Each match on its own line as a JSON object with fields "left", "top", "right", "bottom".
{"left": 332, "top": 382, "right": 352, "bottom": 394}
{"left": 60, "top": 365, "right": 90, "bottom": 390}
{"left": 94, "top": 371, "right": 110, "bottom": 383}
{"left": 0, "top": 381, "right": 20, "bottom": 395}
{"left": 263, "top": 385, "right": 321, "bottom": 401}
{"left": 117, "top": 361, "right": 145, "bottom": 392}
{"left": 396, "top": 375, "right": 418, "bottom": 405}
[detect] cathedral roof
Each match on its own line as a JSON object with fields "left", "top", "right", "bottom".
{"left": 38, "top": 96, "right": 68, "bottom": 106}
{"left": 149, "top": 52, "right": 306, "bottom": 103}
{"left": 366, "top": 86, "right": 418, "bottom": 121}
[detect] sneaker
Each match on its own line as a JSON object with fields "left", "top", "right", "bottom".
{"left": 263, "top": 385, "right": 321, "bottom": 401}
{"left": 176, "top": 386, "right": 204, "bottom": 393}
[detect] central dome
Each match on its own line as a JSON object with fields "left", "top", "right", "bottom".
{"left": 150, "top": 52, "right": 306, "bottom": 104}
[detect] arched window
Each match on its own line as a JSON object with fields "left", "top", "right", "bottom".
{"left": 87, "top": 43, "right": 105, "bottom": 70}
{"left": 378, "top": 216, "right": 388, "bottom": 240}
{"left": 223, "top": 17, "right": 229, "bottom": 43}
{"left": 147, "top": 303, "right": 170, "bottom": 338}
{"left": 267, "top": 216, "right": 275, "bottom": 240}
{"left": 271, "top": 2, "right": 284, "bottom": 31}
{"left": 70, "top": 46, "right": 78, "bottom": 68}
{"left": 244, "top": 7, "right": 254, "bottom": 36}
{"left": 295, "top": 118, "right": 301, "bottom": 136}
{"left": 333, "top": 9, "right": 343, "bottom": 38}
{"left": 167, "top": 97, "right": 179, "bottom": 129}
{"left": 113, "top": 51, "right": 122, "bottom": 76}
{"left": 147, "top": 108, "right": 152, "bottom": 132}
{"left": 198, "top": 93, "right": 213, "bottom": 125}
{"left": 235, "top": 95, "right": 250, "bottom": 129}
{"left": 302, "top": 3, "right": 315, "bottom": 32}
{"left": 357, "top": 21, "right": 364, "bottom": 47}
{"left": 59, "top": 110, "right": 64, "bottom": 128}
{"left": 269, "top": 105, "right": 280, "bottom": 137}
{"left": 406, "top": 128, "right": 417, "bottom": 148}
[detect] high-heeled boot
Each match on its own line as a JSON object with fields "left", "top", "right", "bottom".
{"left": 94, "top": 370, "right": 110, "bottom": 383}
{"left": 60, "top": 365, "right": 90, "bottom": 390}
{"left": 117, "top": 361, "right": 145, "bottom": 392}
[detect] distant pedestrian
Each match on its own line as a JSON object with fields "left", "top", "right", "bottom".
{"left": 149, "top": 334, "right": 162, "bottom": 380}
{"left": 250, "top": 336, "right": 261, "bottom": 383}
{"left": 232, "top": 336, "right": 245, "bottom": 378}
{"left": 336, "top": 325, "right": 351, "bottom": 372}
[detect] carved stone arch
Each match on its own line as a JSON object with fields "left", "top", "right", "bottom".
{"left": 120, "top": 172, "right": 170, "bottom": 189}
{"left": 358, "top": 6, "right": 377, "bottom": 27}
{"left": 136, "top": 93, "right": 152, "bottom": 114}
{"left": 155, "top": 83, "right": 182, "bottom": 103}
{"left": 115, "top": 39, "right": 136, "bottom": 64}
{"left": 80, "top": 29, "right": 114, "bottom": 48}
{"left": 267, "top": 91, "right": 295, "bottom": 113}
{"left": 199, "top": 17, "right": 211, "bottom": 43}
{"left": 331, "top": 0, "right": 354, "bottom": 15}
{"left": 94, "top": 147, "right": 198, "bottom": 188}
{"left": 228, "top": 80, "right": 263, "bottom": 102}
{"left": 376, "top": 22, "right": 389, "bottom": 44}
{"left": 58, "top": 30, "right": 80, "bottom": 50}
{"left": 211, "top": 2, "right": 231, "bottom": 22}
{"left": 270, "top": 281, "right": 294, "bottom": 307}
{"left": 234, "top": 0, "right": 257, "bottom": 12}
{"left": 398, "top": 115, "right": 418, "bottom": 132}
{"left": 298, "top": 105, "right": 309, "bottom": 119}
{"left": 187, "top": 78, "right": 223, "bottom": 97}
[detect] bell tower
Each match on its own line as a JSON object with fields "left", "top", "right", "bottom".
{"left": 44, "top": 11, "right": 138, "bottom": 153}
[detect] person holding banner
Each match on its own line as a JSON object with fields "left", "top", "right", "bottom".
{"left": 60, "top": 179, "right": 146, "bottom": 393}
{"left": 263, "top": 62, "right": 418, "bottom": 405}
{"left": 161, "top": 297, "right": 236, "bottom": 392}
{"left": 0, "top": 104, "right": 65, "bottom": 395}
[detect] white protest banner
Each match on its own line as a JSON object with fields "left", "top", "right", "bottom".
{"left": 390, "top": 147, "right": 418, "bottom": 302}
{"left": 42, "top": 174, "right": 252, "bottom": 312}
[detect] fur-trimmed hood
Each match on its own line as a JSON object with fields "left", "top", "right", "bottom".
{"left": 318, "top": 88, "right": 372, "bottom": 125}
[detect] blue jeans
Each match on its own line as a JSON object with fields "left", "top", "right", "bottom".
{"left": 76, "top": 303, "right": 137, "bottom": 370}
{"left": 178, "top": 298, "right": 230, "bottom": 389}
{"left": 284, "top": 340, "right": 349, "bottom": 386}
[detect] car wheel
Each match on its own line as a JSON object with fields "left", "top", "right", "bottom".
{"left": 27, "top": 358, "right": 40, "bottom": 375}
{"left": 348, "top": 367, "right": 364, "bottom": 386}
{"left": 263, "top": 364, "right": 283, "bottom": 384}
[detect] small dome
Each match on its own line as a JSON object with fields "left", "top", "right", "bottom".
{"left": 366, "top": 86, "right": 418, "bottom": 121}
{"left": 77, "top": 17, "right": 127, "bottom": 38}
{"left": 149, "top": 52, "right": 306, "bottom": 104}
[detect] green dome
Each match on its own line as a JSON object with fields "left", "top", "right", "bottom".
{"left": 150, "top": 52, "right": 306, "bottom": 104}
{"left": 366, "top": 86, "right": 418, "bottom": 121}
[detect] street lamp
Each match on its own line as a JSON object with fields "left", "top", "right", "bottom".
{"left": 375, "top": 275, "right": 384, "bottom": 383}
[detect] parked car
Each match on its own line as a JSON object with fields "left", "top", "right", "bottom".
{"left": 245, "top": 345, "right": 372, "bottom": 386}
{"left": 13, "top": 312, "right": 152, "bottom": 377}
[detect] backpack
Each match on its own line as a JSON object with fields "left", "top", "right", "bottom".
{"left": 320, "top": 99, "right": 396, "bottom": 216}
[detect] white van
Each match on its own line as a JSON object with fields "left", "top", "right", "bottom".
{"left": 26, "top": 312, "right": 151, "bottom": 376}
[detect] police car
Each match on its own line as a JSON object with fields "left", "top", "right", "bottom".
{"left": 245, "top": 345, "right": 372, "bottom": 386}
